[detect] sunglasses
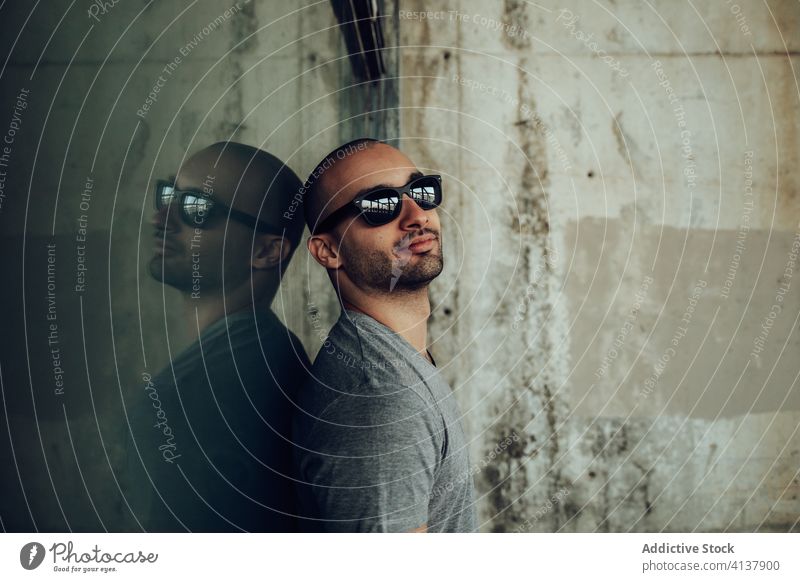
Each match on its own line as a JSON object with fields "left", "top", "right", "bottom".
{"left": 154, "top": 179, "right": 283, "bottom": 235}
{"left": 312, "top": 174, "right": 442, "bottom": 234}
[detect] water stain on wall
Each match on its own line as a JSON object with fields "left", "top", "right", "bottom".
{"left": 480, "top": 58, "right": 573, "bottom": 532}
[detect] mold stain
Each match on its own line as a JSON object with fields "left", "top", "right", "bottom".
{"left": 502, "top": 0, "right": 532, "bottom": 50}
{"left": 482, "top": 394, "right": 534, "bottom": 532}
{"left": 631, "top": 460, "right": 654, "bottom": 526}
{"left": 230, "top": 0, "right": 258, "bottom": 54}
{"left": 611, "top": 111, "right": 648, "bottom": 179}
{"left": 482, "top": 57, "right": 573, "bottom": 532}
{"left": 510, "top": 80, "right": 550, "bottom": 238}
{"left": 212, "top": 2, "right": 258, "bottom": 140}
{"left": 217, "top": 60, "right": 246, "bottom": 139}
{"left": 585, "top": 419, "right": 658, "bottom": 531}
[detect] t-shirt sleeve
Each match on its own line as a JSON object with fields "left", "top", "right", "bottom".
{"left": 297, "top": 384, "right": 442, "bottom": 532}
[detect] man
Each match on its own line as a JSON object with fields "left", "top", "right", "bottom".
{"left": 125, "top": 142, "right": 309, "bottom": 532}
{"left": 293, "top": 138, "right": 477, "bottom": 532}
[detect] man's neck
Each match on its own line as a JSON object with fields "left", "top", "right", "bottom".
{"left": 342, "top": 288, "right": 431, "bottom": 359}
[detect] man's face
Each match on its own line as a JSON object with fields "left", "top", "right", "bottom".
{"left": 149, "top": 161, "right": 254, "bottom": 295}
{"left": 318, "top": 143, "right": 443, "bottom": 294}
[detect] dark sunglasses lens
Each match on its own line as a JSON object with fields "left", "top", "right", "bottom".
{"left": 358, "top": 190, "right": 400, "bottom": 225}
{"left": 181, "top": 194, "right": 214, "bottom": 226}
{"left": 408, "top": 177, "right": 441, "bottom": 209}
{"left": 156, "top": 183, "right": 175, "bottom": 209}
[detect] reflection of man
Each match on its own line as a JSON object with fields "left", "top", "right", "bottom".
{"left": 125, "top": 142, "right": 309, "bottom": 532}
{"left": 293, "top": 138, "right": 477, "bottom": 532}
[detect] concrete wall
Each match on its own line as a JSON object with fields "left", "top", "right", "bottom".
{"left": 0, "top": 0, "right": 797, "bottom": 531}
{"left": 398, "top": 0, "right": 799, "bottom": 531}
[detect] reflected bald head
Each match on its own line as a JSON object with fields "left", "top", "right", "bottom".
{"left": 177, "top": 141, "right": 305, "bottom": 255}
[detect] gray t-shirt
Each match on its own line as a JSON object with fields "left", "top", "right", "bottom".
{"left": 293, "top": 309, "right": 477, "bottom": 532}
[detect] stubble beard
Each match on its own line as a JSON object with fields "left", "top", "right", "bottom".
{"left": 149, "top": 253, "right": 195, "bottom": 292}
{"left": 342, "top": 237, "right": 444, "bottom": 295}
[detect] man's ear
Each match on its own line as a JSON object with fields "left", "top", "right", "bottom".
{"left": 251, "top": 234, "right": 291, "bottom": 270}
{"left": 307, "top": 234, "right": 343, "bottom": 270}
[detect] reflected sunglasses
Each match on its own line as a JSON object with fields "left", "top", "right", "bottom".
{"left": 154, "top": 179, "right": 283, "bottom": 235}
{"left": 312, "top": 174, "right": 442, "bottom": 234}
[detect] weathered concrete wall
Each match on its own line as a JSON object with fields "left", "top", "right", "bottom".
{"left": 399, "top": 0, "right": 799, "bottom": 531}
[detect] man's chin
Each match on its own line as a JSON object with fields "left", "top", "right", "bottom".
{"left": 148, "top": 255, "right": 165, "bottom": 282}
{"left": 148, "top": 255, "right": 186, "bottom": 288}
{"left": 391, "top": 256, "right": 443, "bottom": 291}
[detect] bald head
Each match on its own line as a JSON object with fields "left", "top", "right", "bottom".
{"left": 303, "top": 138, "right": 397, "bottom": 233}
{"left": 177, "top": 142, "right": 305, "bottom": 253}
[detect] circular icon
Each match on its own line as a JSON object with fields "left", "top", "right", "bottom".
{"left": 19, "top": 542, "right": 46, "bottom": 570}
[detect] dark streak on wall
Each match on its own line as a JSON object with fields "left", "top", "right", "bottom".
{"left": 481, "top": 52, "right": 572, "bottom": 531}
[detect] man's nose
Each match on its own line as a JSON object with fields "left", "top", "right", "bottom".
{"left": 151, "top": 203, "right": 180, "bottom": 231}
{"left": 397, "top": 193, "right": 430, "bottom": 230}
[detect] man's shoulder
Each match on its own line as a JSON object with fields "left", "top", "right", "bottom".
{"left": 296, "top": 376, "right": 441, "bottom": 440}
{"left": 296, "top": 311, "right": 447, "bottom": 431}
{"left": 307, "top": 344, "right": 411, "bottom": 392}
{"left": 151, "top": 311, "right": 309, "bottom": 405}
{"left": 181, "top": 312, "right": 309, "bottom": 383}
{"left": 310, "top": 313, "right": 426, "bottom": 387}
{"left": 302, "top": 344, "right": 434, "bottom": 418}
{"left": 213, "top": 311, "right": 309, "bottom": 358}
